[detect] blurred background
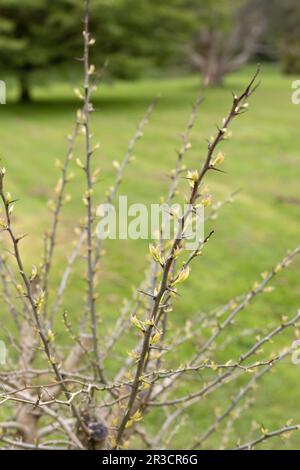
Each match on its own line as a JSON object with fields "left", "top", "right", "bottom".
{"left": 0, "top": 0, "right": 300, "bottom": 101}
{"left": 0, "top": 0, "right": 300, "bottom": 449}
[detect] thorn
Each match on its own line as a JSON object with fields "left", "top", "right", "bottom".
{"left": 209, "top": 166, "right": 226, "bottom": 174}
{"left": 16, "top": 233, "right": 28, "bottom": 244}
{"left": 137, "top": 289, "right": 156, "bottom": 299}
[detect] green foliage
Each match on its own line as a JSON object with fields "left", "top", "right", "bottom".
{"left": 0, "top": 0, "right": 196, "bottom": 95}
{"left": 90, "top": 0, "right": 196, "bottom": 78}
{"left": 1, "top": 0, "right": 298, "bottom": 97}
{"left": 0, "top": 0, "right": 83, "bottom": 100}
{"left": 0, "top": 0, "right": 82, "bottom": 69}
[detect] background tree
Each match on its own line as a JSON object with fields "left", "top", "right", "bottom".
{"left": 0, "top": 0, "right": 82, "bottom": 102}
{"left": 0, "top": 0, "right": 195, "bottom": 101}
{"left": 269, "top": 0, "right": 300, "bottom": 74}
{"left": 90, "top": 0, "right": 196, "bottom": 79}
{"left": 187, "top": 0, "right": 272, "bottom": 86}
{"left": 0, "top": 0, "right": 298, "bottom": 101}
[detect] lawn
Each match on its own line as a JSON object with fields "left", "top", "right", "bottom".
{"left": 0, "top": 64, "right": 300, "bottom": 449}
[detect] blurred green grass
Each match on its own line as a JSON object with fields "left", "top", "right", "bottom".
{"left": 0, "top": 64, "right": 300, "bottom": 449}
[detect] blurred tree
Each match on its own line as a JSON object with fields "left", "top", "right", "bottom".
{"left": 90, "top": 0, "right": 196, "bottom": 79}
{"left": 0, "top": 0, "right": 195, "bottom": 101}
{"left": 1, "top": 0, "right": 280, "bottom": 99}
{"left": 270, "top": 0, "right": 300, "bottom": 74}
{"left": 0, "top": 0, "right": 83, "bottom": 102}
{"left": 187, "top": 0, "right": 271, "bottom": 86}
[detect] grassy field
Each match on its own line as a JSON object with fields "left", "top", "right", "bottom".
{"left": 0, "top": 64, "right": 300, "bottom": 449}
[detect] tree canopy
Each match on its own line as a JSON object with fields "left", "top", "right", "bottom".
{"left": 0, "top": 0, "right": 83, "bottom": 101}
{"left": 0, "top": 0, "right": 195, "bottom": 100}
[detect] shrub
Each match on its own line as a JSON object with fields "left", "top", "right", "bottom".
{"left": 0, "top": 2, "right": 299, "bottom": 451}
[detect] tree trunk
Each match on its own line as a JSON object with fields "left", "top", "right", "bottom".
{"left": 201, "top": 54, "right": 225, "bottom": 87}
{"left": 19, "top": 72, "right": 32, "bottom": 103}
{"left": 202, "top": 69, "right": 224, "bottom": 87}
{"left": 190, "top": 31, "right": 226, "bottom": 88}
